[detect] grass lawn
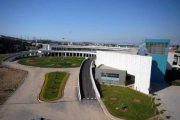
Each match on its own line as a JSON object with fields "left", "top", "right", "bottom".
{"left": 18, "top": 56, "right": 85, "bottom": 68}
{"left": 39, "top": 71, "right": 69, "bottom": 101}
{"left": 0, "top": 54, "right": 6, "bottom": 62}
{"left": 29, "top": 46, "right": 39, "bottom": 50}
{"left": 172, "top": 79, "right": 180, "bottom": 86}
{"left": 166, "top": 69, "right": 180, "bottom": 86}
{"left": 101, "top": 85, "right": 158, "bottom": 120}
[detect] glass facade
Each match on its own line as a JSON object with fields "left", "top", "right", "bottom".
{"left": 146, "top": 42, "right": 168, "bottom": 55}
{"left": 145, "top": 39, "right": 170, "bottom": 83}
{"left": 101, "top": 72, "right": 119, "bottom": 84}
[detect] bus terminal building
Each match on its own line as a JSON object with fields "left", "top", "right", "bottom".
{"left": 39, "top": 39, "right": 170, "bottom": 94}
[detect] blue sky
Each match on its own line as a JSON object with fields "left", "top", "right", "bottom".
{"left": 0, "top": 0, "right": 180, "bottom": 44}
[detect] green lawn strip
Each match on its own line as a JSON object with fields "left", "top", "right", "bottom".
{"left": 172, "top": 79, "right": 180, "bottom": 86}
{"left": 18, "top": 56, "right": 84, "bottom": 68}
{"left": 29, "top": 46, "right": 39, "bottom": 50}
{"left": 0, "top": 55, "right": 6, "bottom": 62}
{"left": 101, "top": 85, "right": 158, "bottom": 120}
{"left": 39, "top": 71, "right": 69, "bottom": 102}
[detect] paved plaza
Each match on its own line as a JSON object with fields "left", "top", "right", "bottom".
{"left": 0, "top": 61, "right": 109, "bottom": 120}
{"left": 154, "top": 83, "right": 180, "bottom": 120}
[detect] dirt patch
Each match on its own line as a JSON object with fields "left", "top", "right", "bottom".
{"left": 112, "top": 90, "right": 119, "bottom": 93}
{"left": 120, "top": 108, "right": 128, "bottom": 112}
{"left": 0, "top": 66, "right": 27, "bottom": 104}
{"left": 133, "top": 98, "right": 141, "bottom": 103}
{"left": 110, "top": 97, "right": 118, "bottom": 101}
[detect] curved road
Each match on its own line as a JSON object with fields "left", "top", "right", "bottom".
{"left": 80, "top": 59, "right": 96, "bottom": 100}
{"left": 3, "top": 51, "right": 38, "bottom": 62}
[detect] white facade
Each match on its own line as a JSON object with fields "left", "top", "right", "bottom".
{"left": 42, "top": 44, "right": 50, "bottom": 50}
{"left": 167, "top": 52, "right": 175, "bottom": 70}
{"left": 95, "top": 51, "right": 152, "bottom": 94}
{"left": 167, "top": 52, "right": 180, "bottom": 69}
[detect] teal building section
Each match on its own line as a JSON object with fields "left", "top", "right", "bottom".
{"left": 145, "top": 39, "right": 170, "bottom": 83}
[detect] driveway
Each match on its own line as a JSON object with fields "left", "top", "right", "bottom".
{"left": 0, "top": 61, "right": 109, "bottom": 120}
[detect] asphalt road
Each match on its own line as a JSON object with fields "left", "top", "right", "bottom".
{"left": 4, "top": 53, "right": 21, "bottom": 62}
{"left": 3, "top": 51, "right": 38, "bottom": 62}
{"left": 80, "top": 59, "right": 96, "bottom": 100}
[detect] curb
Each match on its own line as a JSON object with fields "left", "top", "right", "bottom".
{"left": 97, "top": 98, "right": 123, "bottom": 120}
{"left": 38, "top": 71, "right": 69, "bottom": 102}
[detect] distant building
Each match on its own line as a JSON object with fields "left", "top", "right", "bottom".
{"left": 167, "top": 49, "right": 180, "bottom": 70}
{"left": 42, "top": 44, "right": 50, "bottom": 50}
{"left": 145, "top": 39, "right": 170, "bottom": 83}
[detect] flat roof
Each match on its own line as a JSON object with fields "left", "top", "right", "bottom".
{"left": 50, "top": 45, "right": 138, "bottom": 55}
{"left": 51, "top": 45, "right": 132, "bottom": 50}
{"left": 111, "top": 47, "right": 138, "bottom": 55}
{"left": 145, "top": 39, "right": 170, "bottom": 43}
{"left": 97, "top": 64, "right": 126, "bottom": 71}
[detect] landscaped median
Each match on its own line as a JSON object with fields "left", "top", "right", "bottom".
{"left": 101, "top": 85, "right": 158, "bottom": 120}
{"left": 39, "top": 71, "right": 69, "bottom": 102}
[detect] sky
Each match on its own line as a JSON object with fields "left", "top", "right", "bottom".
{"left": 0, "top": 0, "right": 180, "bottom": 44}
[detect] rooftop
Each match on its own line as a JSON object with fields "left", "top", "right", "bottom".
{"left": 97, "top": 64, "right": 122, "bottom": 71}
{"left": 145, "top": 39, "right": 170, "bottom": 43}
{"left": 50, "top": 45, "right": 138, "bottom": 55}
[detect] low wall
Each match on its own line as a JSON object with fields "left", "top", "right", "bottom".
{"left": 77, "top": 58, "right": 87, "bottom": 101}
{"left": 89, "top": 60, "right": 101, "bottom": 98}
{"left": 97, "top": 98, "right": 122, "bottom": 120}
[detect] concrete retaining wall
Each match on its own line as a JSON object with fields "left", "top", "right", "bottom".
{"left": 77, "top": 58, "right": 87, "bottom": 101}
{"left": 90, "top": 60, "right": 101, "bottom": 98}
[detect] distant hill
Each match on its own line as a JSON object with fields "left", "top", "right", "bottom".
{"left": 0, "top": 35, "right": 30, "bottom": 54}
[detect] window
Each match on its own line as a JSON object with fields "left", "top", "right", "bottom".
{"left": 146, "top": 42, "right": 168, "bottom": 55}
{"left": 101, "top": 73, "right": 119, "bottom": 78}
{"left": 101, "top": 72, "right": 119, "bottom": 84}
